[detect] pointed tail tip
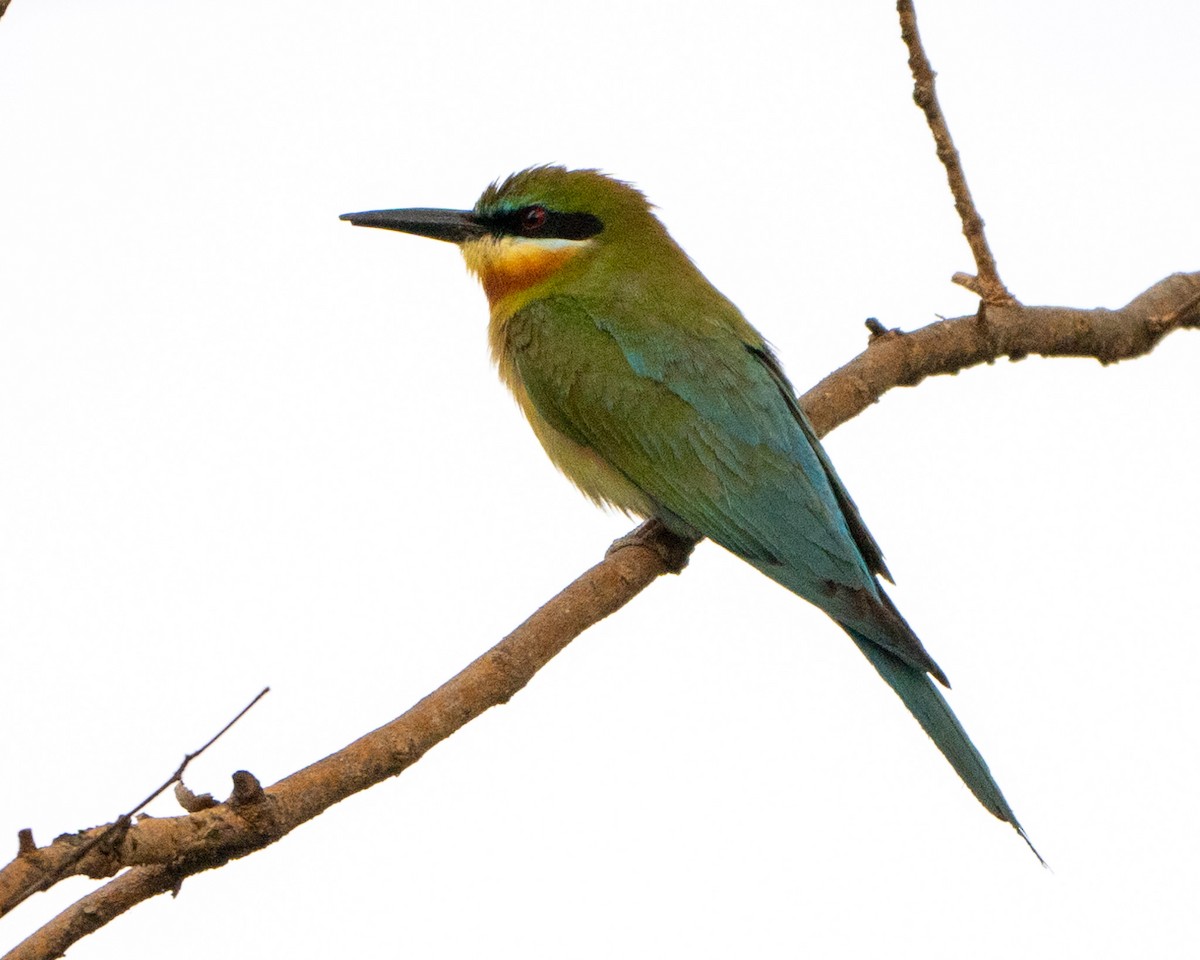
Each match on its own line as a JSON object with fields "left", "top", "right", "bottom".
{"left": 843, "top": 625, "right": 1046, "bottom": 867}
{"left": 1014, "top": 821, "right": 1049, "bottom": 869}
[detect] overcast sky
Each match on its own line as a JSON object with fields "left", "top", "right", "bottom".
{"left": 2, "top": 2, "right": 1198, "bottom": 958}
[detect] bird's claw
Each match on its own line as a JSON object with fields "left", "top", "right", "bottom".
{"left": 606, "top": 518, "right": 697, "bottom": 574}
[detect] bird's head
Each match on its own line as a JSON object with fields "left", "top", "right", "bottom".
{"left": 341, "top": 166, "right": 672, "bottom": 317}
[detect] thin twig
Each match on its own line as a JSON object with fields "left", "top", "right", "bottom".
{"left": 898, "top": 0, "right": 1016, "bottom": 305}
{"left": 1, "top": 688, "right": 268, "bottom": 918}
{"left": 167, "top": 688, "right": 271, "bottom": 790}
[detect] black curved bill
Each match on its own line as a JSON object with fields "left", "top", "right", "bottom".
{"left": 339, "top": 207, "right": 487, "bottom": 243}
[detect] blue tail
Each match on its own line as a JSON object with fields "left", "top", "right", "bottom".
{"left": 845, "top": 627, "right": 1043, "bottom": 863}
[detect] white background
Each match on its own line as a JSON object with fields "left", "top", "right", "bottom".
{"left": 2, "top": 1, "right": 1198, "bottom": 957}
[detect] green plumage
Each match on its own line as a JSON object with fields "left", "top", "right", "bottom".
{"left": 344, "top": 165, "right": 1039, "bottom": 859}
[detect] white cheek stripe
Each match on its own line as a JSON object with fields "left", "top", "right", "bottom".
{"left": 499, "top": 235, "right": 594, "bottom": 253}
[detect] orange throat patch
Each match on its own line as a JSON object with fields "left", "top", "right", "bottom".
{"left": 461, "top": 235, "right": 588, "bottom": 315}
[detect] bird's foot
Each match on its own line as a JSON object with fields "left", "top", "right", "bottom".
{"left": 606, "top": 518, "right": 697, "bottom": 574}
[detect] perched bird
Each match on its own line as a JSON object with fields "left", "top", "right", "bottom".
{"left": 342, "top": 165, "right": 1037, "bottom": 856}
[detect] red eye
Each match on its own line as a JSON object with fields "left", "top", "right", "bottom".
{"left": 521, "top": 206, "right": 548, "bottom": 233}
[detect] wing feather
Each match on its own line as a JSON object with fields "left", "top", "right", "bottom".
{"left": 514, "top": 295, "right": 869, "bottom": 588}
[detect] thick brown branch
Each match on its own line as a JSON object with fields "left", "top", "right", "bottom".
{"left": 898, "top": 0, "right": 1015, "bottom": 305}
{"left": 802, "top": 271, "right": 1199, "bottom": 436}
{"left": 1, "top": 534, "right": 693, "bottom": 955}
{"left": 5, "top": 269, "right": 1196, "bottom": 960}
{"left": 4, "top": 864, "right": 180, "bottom": 960}
{"left": 4, "top": 867, "right": 181, "bottom": 960}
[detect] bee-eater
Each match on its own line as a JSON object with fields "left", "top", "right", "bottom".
{"left": 341, "top": 165, "right": 1036, "bottom": 856}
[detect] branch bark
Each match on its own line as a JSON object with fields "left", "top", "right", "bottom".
{"left": 898, "top": 0, "right": 1015, "bottom": 304}
{"left": 4, "top": 269, "right": 1196, "bottom": 959}
{"left": 803, "top": 272, "right": 1200, "bottom": 436}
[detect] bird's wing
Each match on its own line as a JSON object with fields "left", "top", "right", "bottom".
{"left": 508, "top": 295, "right": 1040, "bottom": 844}
{"left": 748, "top": 344, "right": 893, "bottom": 583}
{"left": 512, "top": 293, "right": 945, "bottom": 679}
{"left": 512, "top": 294, "right": 880, "bottom": 608}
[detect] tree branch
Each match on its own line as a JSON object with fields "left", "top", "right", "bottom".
{"left": 4, "top": 267, "right": 1196, "bottom": 958}
{"left": 898, "top": 0, "right": 1016, "bottom": 305}
{"left": 1, "top": 691, "right": 268, "bottom": 920}
{"left": 803, "top": 271, "right": 1200, "bottom": 437}
{"left": 4, "top": 867, "right": 181, "bottom": 960}
{"left": 1, "top": 532, "right": 693, "bottom": 954}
